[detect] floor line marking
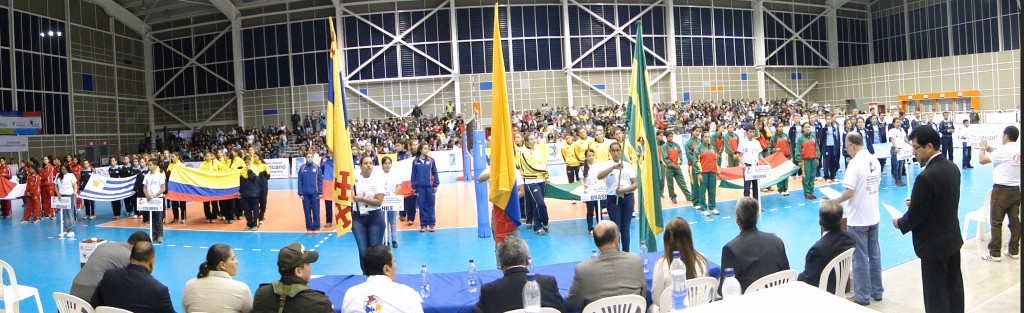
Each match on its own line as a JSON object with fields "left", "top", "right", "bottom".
{"left": 234, "top": 248, "right": 244, "bottom": 251}
{"left": 167, "top": 244, "right": 176, "bottom": 247}
{"left": 270, "top": 249, "right": 280, "bottom": 252}
{"left": 183, "top": 245, "right": 192, "bottom": 248}
{"left": 770, "top": 208, "right": 778, "bottom": 211}
{"left": 784, "top": 206, "right": 792, "bottom": 208}
{"left": 199, "top": 246, "right": 208, "bottom": 249}
{"left": 723, "top": 216, "right": 731, "bottom": 219}
{"left": 252, "top": 248, "right": 262, "bottom": 251}
{"left": 798, "top": 203, "right": 805, "bottom": 206}
{"left": 689, "top": 222, "right": 697, "bottom": 225}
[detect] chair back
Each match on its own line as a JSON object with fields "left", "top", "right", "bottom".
{"left": 744, "top": 269, "right": 798, "bottom": 294}
{"left": 95, "top": 306, "right": 134, "bottom": 313}
{"left": 657, "top": 276, "right": 719, "bottom": 311}
{"left": 0, "top": 258, "right": 20, "bottom": 299}
{"left": 581, "top": 294, "right": 646, "bottom": 313}
{"left": 818, "top": 248, "right": 856, "bottom": 296}
{"left": 53, "top": 292, "right": 96, "bottom": 313}
{"left": 504, "top": 308, "right": 562, "bottom": 313}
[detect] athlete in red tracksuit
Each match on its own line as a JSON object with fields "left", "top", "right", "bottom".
{"left": 39, "top": 156, "right": 55, "bottom": 218}
{"left": 21, "top": 166, "right": 41, "bottom": 222}
{"left": 0, "top": 157, "right": 11, "bottom": 217}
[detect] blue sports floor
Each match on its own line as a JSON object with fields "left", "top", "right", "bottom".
{"left": 0, "top": 152, "right": 994, "bottom": 312}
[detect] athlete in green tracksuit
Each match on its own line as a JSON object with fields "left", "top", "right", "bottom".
{"left": 684, "top": 127, "right": 703, "bottom": 209}
{"left": 795, "top": 122, "right": 819, "bottom": 199}
{"left": 660, "top": 131, "right": 691, "bottom": 204}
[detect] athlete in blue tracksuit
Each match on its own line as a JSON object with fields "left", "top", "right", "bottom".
{"left": 410, "top": 144, "right": 439, "bottom": 232}
{"left": 296, "top": 154, "right": 323, "bottom": 233}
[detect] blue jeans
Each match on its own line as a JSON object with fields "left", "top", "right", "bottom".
{"left": 352, "top": 210, "right": 385, "bottom": 258}
{"left": 525, "top": 182, "right": 549, "bottom": 229}
{"left": 890, "top": 147, "right": 905, "bottom": 183}
{"left": 301, "top": 195, "right": 320, "bottom": 231}
{"left": 386, "top": 210, "right": 398, "bottom": 241}
{"left": 849, "top": 224, "right": 884, "bottom": 302}
{"left": 60, "top": 194, "right": 77, "bottom": 233}
{"left": 606, "top": 193, "right": 635, "bottom": 252}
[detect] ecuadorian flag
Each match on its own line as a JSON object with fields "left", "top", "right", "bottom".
{"left": 326, "top": 17, "right": 356, "bottom": 238}
{"left": 626, "top": 22, "right": 664, "bottom": 252}
{"left": 488, "top": 2, "right": 522, "bottom": 244}
{"left": 166, "top": 166, "right": 240, "bottom": 202}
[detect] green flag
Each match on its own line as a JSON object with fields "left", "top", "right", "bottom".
{"left": 626, "top": 22, "right": 664, "bottom": 252}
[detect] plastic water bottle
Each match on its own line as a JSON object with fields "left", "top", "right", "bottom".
{"left": 591, "top": 250, "right": 598, "bottom": 258}
{"left": 467, "top": 259, "right": 478, "bottom": 293}
{"left": 522, "top": 273, "right": 541, "bottom": 313}
{"left": 640, "top": 241, "right": 649, "bottom": 273}
{"left": 721, "top": 268, "right": 742, "bottom": 299}
{"left": 670, "top": 251, "right": 688, "bottom": 310}
{"left": 420, "top": 264, "right": 430, "bottom": 299}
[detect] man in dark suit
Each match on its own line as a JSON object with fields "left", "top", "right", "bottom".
{"left": 474, "top": 236, "right": 565, "bottom": 313}
{"left": 938, "top": 112, "right": 956, "bottom": 160}
{"left": 798, "top": 201, "right": 855, "bottom": 294}
{"left": 721, "top": 197, "right": 790, "bottom": 292}
{"left": 893, "top": 126, "right": 964, "bottom": 313}
{"left": 90, "top": 241, "right": 175, "bottom": 313}
{"left": 71, "top": 231, "right": 151, "bottom": 302}
{"left": 565, "top": 220, "right": 646, "bottom": 311}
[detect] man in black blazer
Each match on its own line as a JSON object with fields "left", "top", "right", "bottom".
{"left": 475, "top": 236, "right": 565, "bottom": 313}
{"left": 91, "top": 241, "right": 175, "bottom": 313}
{"left": 721, "top": 197, "right": 790, "bottom": 292}
{"left": 893, "top": 126, "right": 964, "bottom": 313}
{"left": 798, "top": 201, "right": 855, "bottom": 294}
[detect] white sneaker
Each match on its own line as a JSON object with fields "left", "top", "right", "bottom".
{"left": 701, "top": 211, "right": 711, "bottom": 216}
{"left": 981, "top": 254, "right": 1002, "bottom": 262}
{"left": 711, "top": 209, "right": 720, "bottom": 215}
{"left": 57, "top": 232, "right": 66, "bottom": 238}
{"left": 1006, "top": 251, "right": 1020, "bottom": 260}
{"left": 66, "top": 232, "right": 75, "bottom": 238}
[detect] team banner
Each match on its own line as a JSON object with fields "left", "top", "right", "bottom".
{"left": 165, "top": 166, "right": 240, "bottom": 202}
{"left": 263, "top": 158, "right": 290, "bottom": 178}
{"left": 0, "top": 111, "right": 43, "bottom": 135}
{"left": 0, "top": 136, "right": 28, "bottom": 152}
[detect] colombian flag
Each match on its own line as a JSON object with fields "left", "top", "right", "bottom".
{"left": 327, "top": 17, "right": 356, "bottom": 237}
{"left": 626, "top": 22, "right": 664, "bottom": 252}
{"left": 488, "top": 2, "right": 522, "bottom": 244}
{"left": 166, "top": 166, "right": 240, "bottom": 202}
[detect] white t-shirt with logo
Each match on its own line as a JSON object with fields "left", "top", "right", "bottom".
{"left": 55, "top": 174, "right": 78, "bottom": 196}
{"left": 888, "top": 128, "right": 908, "bottom": 148}
{"left": 143, "top": 172, "right": 166, "bottom": 198}
{"left": 739, "top": 139, "right": 762, "bottom": 165}
{"left": 990, "top": 141, "right": 1021, "bottom": 186}
{"left": 601, "top": 160, "right": 636, "bottom": 196}
{"left": 842, "top": 149, "right": 881, "bottom": 226}
{"left": 354, "top": 172, "right": 384, "bottom": 214}
{"left": 341, "top": 275, "right": 423, "bottom": 313}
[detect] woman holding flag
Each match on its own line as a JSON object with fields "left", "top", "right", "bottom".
{"left": 597, "top": 142, "right": 637, "bottom": 252}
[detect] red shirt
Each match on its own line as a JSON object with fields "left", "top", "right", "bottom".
{"left": 39, "top": 165, "right": 54, "bottom": 186}
{"left": 26, "top": 174, "right": 40, "bottom": 196}
{"left": 0, "top": 166, "right": 10, "bottom": 180}
{"left": 698, "top": 148, "right": 719, "bottom": 173}
{"left": 70, "top": 164, "right": 83, "bottom": 181}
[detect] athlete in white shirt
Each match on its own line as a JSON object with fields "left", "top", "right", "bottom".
{"left": 342, "top": 245, "right": 423, "bottom": 313}
{"left": 142, "top": 159, "right": 167, "bottom": 242}
{"left": 596, "top": 142, "right": 638, "bottom": 252}
{"left": 55, "top": 165, "right": 79, "bottom": 238}
{"left": 978, "top": 126, "right": 1021, "bottom": 261}
{"left": 733, "top": 126, "right": 769, "bottom": 201}
{"left": 955, "top": 119, "right": 974, "bottom": 169}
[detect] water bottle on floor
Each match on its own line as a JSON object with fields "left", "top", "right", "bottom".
{"left": 420, "top": 264, "right": 430, "bottom": 299}
{"left": 522, "top": 273, "right": 541, "bottom": 313}
{"left": 721, "top": 268, "right": 742, "bottom": 299}
{"left": 467, "top": 259, "right": 478, "bottom": 293}
{"left": 640, "top": 241, "right": 649, "bottom": 273}
{"left": 670, "top": 251, "right": 688, "bottom": 311}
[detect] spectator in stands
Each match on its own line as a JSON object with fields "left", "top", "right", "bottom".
{"left": 797, "top": 201, "right": 855, "bottom": 294}
{"left": 341, "top": 245, "right": 423, "bottom": 313}
{"left": 70, "top": 231, "right": 151, "bottom": 301}
{"left": 252, "top": 243, "right": 333, "bottom": 312}
{"left": 474, "top": 236, "right": 565, "bottom": 312}
{"left": 90, "top": 241, "right": 175, "bottom": 312}
{"left": 565, "top": 220, "right": 646, "bottom": 311}
{"left": 182, "top": 244, "right": 253, "bottom": 313}
{"left": 652, "top": 217, "right": 710, "bottom": 306}
{"left": 720, "top": 197, "right": 790, "bottom": 292}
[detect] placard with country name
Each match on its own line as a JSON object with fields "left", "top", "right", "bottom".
{"left": 51, "top": 197, "right": 72, "bottom": 210}
{"left": 137, "top": 198, "right": 164, "bottom": 212}
{"left": 744, "top": 165, "right": 771, "bottom": 181}
{"left": 381, "top": 195, "right": 404, "bottom": 212}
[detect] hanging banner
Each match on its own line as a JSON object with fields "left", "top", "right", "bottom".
{"left": 0, "top": 111, "right": 43, "bottom": 135}
{"left": 264, "top": 158, "right": 291, "bottom": 178}
{"left": 0, "top": 136, "right": 29, "bottom": 152}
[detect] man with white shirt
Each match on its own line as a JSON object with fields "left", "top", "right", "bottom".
{"left": 733, "top": 126, "right": 769, "bottom": 202}
{"left": 826, "top": 132, "right": 884, "bottom": 305}
{"left": 342, "top": 245, "right": 423, "bottom": 313}
{"left": 955, "top": 119, "right": 974, "bottom": 169}
{"left": 978, "top": 126, "right": 1021, "bottom": 262}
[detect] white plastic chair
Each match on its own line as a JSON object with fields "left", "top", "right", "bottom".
{"left": 581, "top": 294, "right": 646, "bottom": 313}
{"left": 0, "top": 259, "right": 44, "bottom": 313}
{"left": 53, "top": 292, "right": 95, "bottom": 313}
{"left": 962, "top": 189, "right": 993, "bottom": 241}
{"left": 95, "top": 306, "right": 133, "bottom": 313}
{"left": 504, "top": 308, "right": 562, "bottom": 313}
{"left": 817, "top": 248, "right": 856, "bottom": 297}
{"left": 656, "top": 276, "right": 719, "bottom": 311}
{"left": 744, "top": 269, "right": 798, "bottom": 294}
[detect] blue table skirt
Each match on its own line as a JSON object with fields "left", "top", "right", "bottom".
{"left": 310, "top": 252, "right": 721, "bottom": 313}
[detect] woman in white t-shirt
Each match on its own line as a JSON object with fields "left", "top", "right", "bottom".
{"left": 380, "top": 156, "right": 400, "bottom": 248}
{"left": 596, "top": 142, "right": 639, "bottom": 252}
{"left": 581, "top": 148, "right": 602, "bottom": 236}
{"left": 888, "top": 119, "right": 909, "bottom": 186}
{"left": 142, "top": 159, "right": 167, "bottom": 243}
{"left": 352, "top": 155, "right": 386, "bottom": 260}
{"left": 54, "top": 165, "right": 78, "bottom": 238}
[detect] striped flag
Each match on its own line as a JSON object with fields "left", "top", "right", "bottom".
{"left": 78, "top": 175, "right": 138, "bottom": 202}
{"left": 488, "top": 2, "right": 522, "bottom": 244}
{"left": 626, "top": 22, "right": 664, "bottom": 252}
{"left": 327, "top": 17, "right": 356, "bottom": 237}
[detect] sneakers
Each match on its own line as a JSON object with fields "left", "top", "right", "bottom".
{"left": 847, "top": 296, "right": 869, "bottom": 306}
{"left": 1007, "top": 251, "right": 1020, "bottom": 260}
{"left": 981, "top": 254, "right": 1002, "bottom": 262}
{"left": 534, "top": 229, "right": 547, "bottom": 235}
{"left": 428, "top": 226, "right": 436, "bottom": 232}
{"left": 805, "top": 195, "right": 818, "bottom": 200}
{"left": 252, "top": 226, "right": 259, "bottom": 231}
{"left": 66, "top": 232, "right": 75, "bottom": 238}
{"left": 780, "top": 191, "right": 790, "bottom": 196}
{"left": 391, "top": 240, "right": 398, "bottom": 248}
{"left": 700, "top": 211, "right": 711, "bottom": 217}
{"left": 671, "top": 198, "right": 678, "bottom": 204}
{"left": 711, "top": 209, "right": 720, "bottom": 215}
{"left": 58, "top": 232, "right": 66, "bottom": 238}
{"left": 419, "top": 227, "right": 426, "bottom": 232}
{"left": 244, "top": 227, "right": 251, "bottom": 231}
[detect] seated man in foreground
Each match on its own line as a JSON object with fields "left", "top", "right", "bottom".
{"left": 342, "top": 245, "right": 423, "bottom": 313}
{"left": 565, "top": 220, "right": 646, "bottom": 310}
{"left": 90, "top": 241, "right": 175, "bottom": 313}
{"left": 797, "top": 201, "right": 855, "bottom": 294}
{"left": 721, "top": 196, "right": 790, "bottom": 292}
{"left": 474, "top": 236, "right": 565, "bottom": 312}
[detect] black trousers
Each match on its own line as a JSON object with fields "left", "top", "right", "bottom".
{"left": 111, "top": 200, "right": 122, "bottom": 217}
{"left": 203, "top": 201, "right": 219, "bottom": 219}
{"left": 234, "top": 198, "right": 243, "bottom": 218}
{"left": 84, "top": 200, "right": 95, "bottom": 217}
{"left": 171, "top": 201, "right": 186, "bottom": 220}
{"left": 822, "top": 147, "right": 839, "bottom": 180}
{"left": 920, "top": 252, "right": 964, "bottom": 313}
{"left": 259, "top": 189, "right": 268, "bottom": 221}
{"left": 941, "top": 136, "right": 954, "bottom": 160}
{"left": 125, "top": 197, "right": 137, "bottom": 215}
{"left": 219, "top": 199, "right": 234, "bottom": 221}
{"left": 743, "top": 163, "right": 760, "bottom": 201}
{"left": 242, "top": 197, "right": 259, "bottom": 228}
{"left": 565, "top": 165, "right": 580, "bottom": 184}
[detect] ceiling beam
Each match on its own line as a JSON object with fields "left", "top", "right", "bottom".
{"left": 210, "top": 0, "right": 241, "bottom": 21}
{"left": 90, "top": 0, "right": 151, "bottom": 35}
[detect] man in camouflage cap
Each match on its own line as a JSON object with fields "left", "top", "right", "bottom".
{"left": 252, "top": 243, "right": 333, "bottom": 313}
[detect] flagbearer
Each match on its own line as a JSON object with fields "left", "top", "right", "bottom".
{"left": 735, "top": 126, "right": 769, "bottom": 202}
{"left": 597, "top": 142, "right": 637, "bottom": 252}
{"left": 796, "top": 123, "right": 820, "bottom": 200}
{"left": 200, "top": 152, "right": 221, "bottom": 223}
{"left": 685, "top": 127, "right": 704, "bottom": 209}
{"left": 411, "top": 144, "right": 439, "bottom": 232}
{"left": 0, "top": 157, "right": 11, "bottom": 218}
{"left": 695, "top": 133, "right": 721, "bottom": 216}
{"left": 771, "top": 122, "right": 792, "bottom": 196}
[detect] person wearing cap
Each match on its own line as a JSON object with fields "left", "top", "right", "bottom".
{"left": 341, "top": 245, "right": 424, "bottom": 313}
{"left": 252, "top": 243, "right": 333, "bottom": 313}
